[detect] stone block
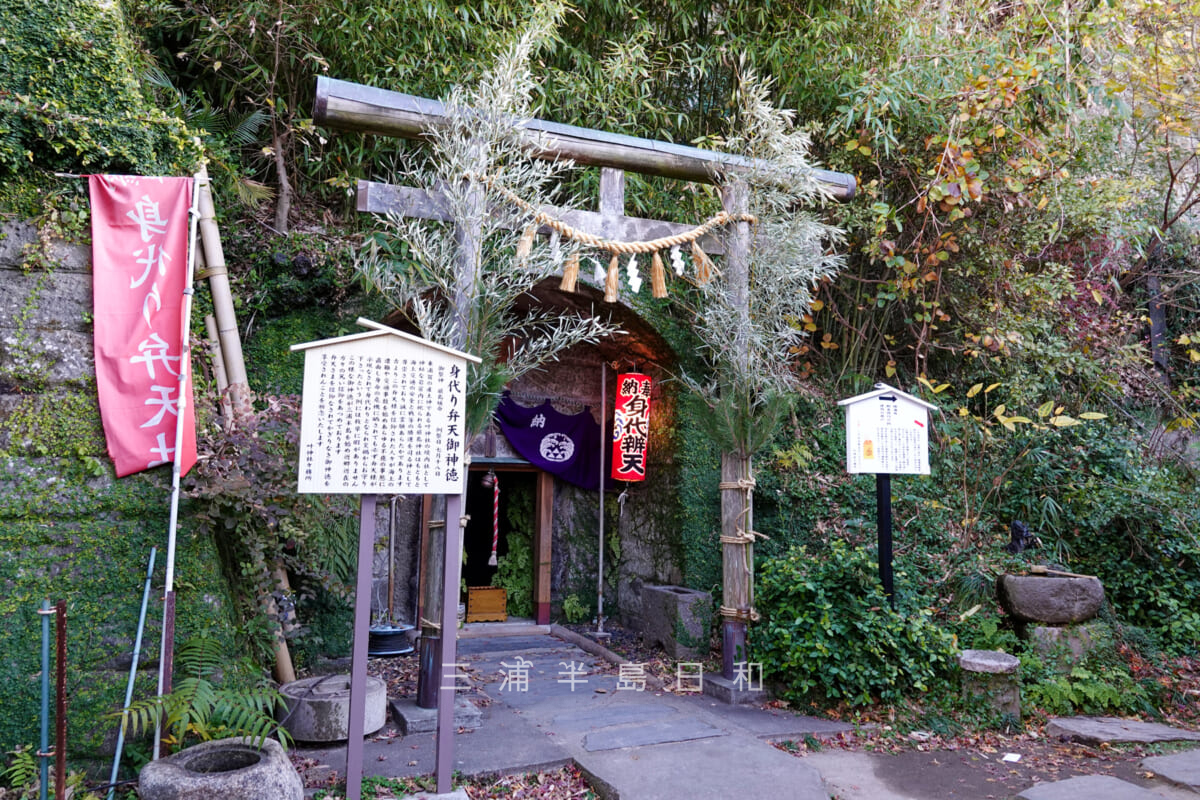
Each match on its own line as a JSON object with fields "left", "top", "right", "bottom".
{"left": 1017, "top": 774, "right": 1172, "bottom": 800}
{"left": 959, "top": 649, "right": 1020, "bottom": 719}
{"left": 0, "top": 221, "right": 36, "bottom": 267}
{"left": 0, "top": 266, "right": 92, "bottom": 334}
{"left": 278, "top": 675, "right": 387, "bottom": 743}
{"left": 389, "top": 696, "right": 482, "bottom": 734}
{"left": 1029, "top": 622, "right": 1106, "bottom": 665}
{"left": 702, "top": 673, "right": 768, "bottom": 705}
{"left": 997, "top": 574, "right": 1104, "bottom": 624}
{"left": 639, "top": 584, "right": 712, "bottom": 659}
{"left": 1047, "top": 716, "right": 1200, "bottom": 745}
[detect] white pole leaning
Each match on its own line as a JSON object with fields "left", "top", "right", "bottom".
{"left": 152, "top": 174, "right": 202, "bottom": 759}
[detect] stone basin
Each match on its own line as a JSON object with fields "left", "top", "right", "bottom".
{"left": 997, "top": 574, "right": 1104, "bottom": 625}
{"left": 138, "top": 737, "right": 302, "bottom": 800}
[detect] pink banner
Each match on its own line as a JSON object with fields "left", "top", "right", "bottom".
{"left": 90, "top": 175, "right": 196, "bottom": 478}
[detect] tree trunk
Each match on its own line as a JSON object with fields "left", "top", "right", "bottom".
{"left": 273, "top": 132, "right": 292, "bottom": 235}
{"left": 1146, "top": 241, "right": 1169, "bottom": 385}
{"left": 416, "top": 169, "right": 482, "bottom": 706}
{"left": 416, "top": 499, "right": 446, "bottom": 708}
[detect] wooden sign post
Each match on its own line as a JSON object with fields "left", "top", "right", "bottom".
{"left": 838, "top": 384, "right": 937, "bottom": 607}
{"left": 292, "top": 319, "right": 480, "bottom": 799}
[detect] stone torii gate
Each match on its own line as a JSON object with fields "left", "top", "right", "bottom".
{"left": 313, "top": 75, "right": 855, "bottom": 702}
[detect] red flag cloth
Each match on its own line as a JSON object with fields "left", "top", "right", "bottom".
{"left": 611, "top": 372, "right": 652, "bottom": 481}
{"left": 89, "top": 175, "right": 197, "bottom": 478}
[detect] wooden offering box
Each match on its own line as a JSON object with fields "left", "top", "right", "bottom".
{"left": 466, "top": 587, "right": 507, "bottom": 622}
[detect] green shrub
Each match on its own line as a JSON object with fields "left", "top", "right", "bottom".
{"left": 0, "top": 0, "right": 200, "bottom": 177}
{"left": 1023, "top": 661, "right": 1154, "bottom": 716}
{"left": 755, "top": 541, "right": 959, "bottom": 706}
{"left": 561, "top": 594, "right": 590, "bottom": 624}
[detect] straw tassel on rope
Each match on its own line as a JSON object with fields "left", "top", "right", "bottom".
{"left": 515, "top": 225, "right": 537, "bottom": 266}
{"left": 650, "top": 251, "right": 667, "bottom": 299}
{"left": 560, "top": 251, "right": 580, "bottom": 293}
{"left": 691, "top": 241, "right": 714, "bottom": 284}
{"left": 604, "top": 252, "right": 620, "bottom": 302}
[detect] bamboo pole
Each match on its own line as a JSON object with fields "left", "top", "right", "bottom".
{"left": 194, "top": 167, "right": 298, "bottom": 684}
{"left": 719, "top": 453, "right": 753, "bottom": 677}
{"left": 204, "top": 314, "right": 234, "bottom": 424}
{"left": 195, "top": 167, "right": 249, "bottom": 412}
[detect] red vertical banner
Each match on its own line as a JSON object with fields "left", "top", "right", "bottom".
{"left": 611, "top": 372, "right": 652, "bottom": 481}
{"left": 89, "top": 175, "right": 197, "bottom": 478}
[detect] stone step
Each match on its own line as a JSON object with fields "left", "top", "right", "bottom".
{"left": 1142, "top": 749, "right": 1200, "bottom": 794}
{"left": 1017, "top": 774, "right": 1178, "bottom": 800}
{"left": 1047, "top": 717, "right": 1200, "bottom": 746}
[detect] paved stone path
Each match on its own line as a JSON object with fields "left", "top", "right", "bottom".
{"left": 1015, "top": 719, "right": 1200, "bottom": 800}
{"left": 296, "top": 631, "right": 850, "bottom": 799}
{"left": 459, "top": 634, "right": 847, "bottom": 800}
{"left": 294, "top": 633, "right": 1200, "bottom": 800}
{"left": 1047, "top": 717, "right": 1200, "bottom": 746}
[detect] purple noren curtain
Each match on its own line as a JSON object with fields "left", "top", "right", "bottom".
{"left": 495, "top": 393, "right": 602, "bottom": 490}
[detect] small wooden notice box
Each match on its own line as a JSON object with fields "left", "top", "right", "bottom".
{"left": 466, "top": 587, "right": 507, "bottom": 623}
{"left": 837, "top": 382, "right": 937, "bottom": 476}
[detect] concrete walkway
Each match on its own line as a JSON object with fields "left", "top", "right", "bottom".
{"left": 294, "top": 630, "right": 1200, "bottom": 800}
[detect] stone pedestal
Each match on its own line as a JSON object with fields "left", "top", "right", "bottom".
{"left": 640, "top": 585, "right": 713, "bottom": 660}
{"left": 389, "top": 696, "right": 481, "bottom": 734}
{"left": 702, "top": 673, "right": 768, "bottom": 705}
{"left": 959, "top": 649, "right": 1021, "bottom": 719}
{"left": 1029, "top": 622, "right": 1107, "bottom": 665}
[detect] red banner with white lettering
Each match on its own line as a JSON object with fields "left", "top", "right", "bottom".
{"left": 611, "top": 372, "right": 652, "bottom": 481}
{"left": 90, "top": 175, "right": 197, "bottom": 478}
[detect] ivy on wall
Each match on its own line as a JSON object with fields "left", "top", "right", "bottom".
{"left": 0, "top": 0, "right": 201, "bottom": 178}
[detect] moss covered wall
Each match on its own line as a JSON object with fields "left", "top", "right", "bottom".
{"left": 0, "top": 0, "right": 200, "bottom": 179}
{"left": 0, "top": 220, "right": 235, "bottom": 759}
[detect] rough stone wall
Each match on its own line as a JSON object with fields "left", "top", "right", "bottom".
{"left": 0, "top": 221, "right": 95, "bottom": 389}
{"left": 508, "top": 346, "right": 684, "bottom": 625}
{"left": 0, "top": 220, "right": 234, "bottom": 759}
{"left": 369, "top": 494, "right": 423, "bottom": 627}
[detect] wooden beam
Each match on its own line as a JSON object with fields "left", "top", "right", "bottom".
{"left": 358, "top": 180, "right": 726, "bottom": 254}
{"left": 535, "top": 471, "right": 554, "bottom": 625}
{"left": 316, "top": 77, "right": 855, "bottom": 201}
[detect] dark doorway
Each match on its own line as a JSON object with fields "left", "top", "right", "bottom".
{"left": 463, "top": 469, "right": 537, "bottom": 617}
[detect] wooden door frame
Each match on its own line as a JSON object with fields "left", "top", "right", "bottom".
{"left": 419, "top": 464, "right": 553, "bottom": 626}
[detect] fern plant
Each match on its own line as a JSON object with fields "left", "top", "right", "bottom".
{"left": 118, "top": 636, "right": 289, "bottom": 751}
{"left": 0, "top": 746, "right": 38, "bottom": 797}
{"left": 1, "top": 745, "right": 102, "bottom": 799}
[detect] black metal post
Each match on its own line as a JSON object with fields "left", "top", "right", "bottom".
{"left": 875, "top": 473, "right": 894, "bottom": 608}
